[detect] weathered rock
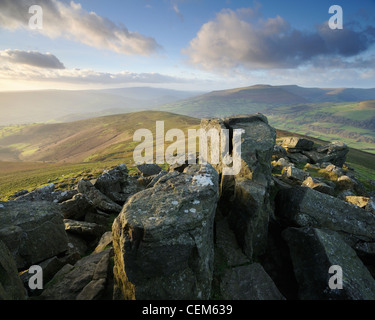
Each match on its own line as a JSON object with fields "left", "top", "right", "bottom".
{"left": 316, "top": 141, "right": 349, "bottom": 167}
{"left": 287, "top": 152, "right": 310, "bottom": 164}
{"left": 282, "top": 166, "right": 309, "bottom": 182}
{"left": 64, "top": 219, "right": 105, "bottom": 241}
{"left": 136, "top": 163, "right": 161, "bottom": 177}
{"left": 272, "top": 157, "right": 294, "bottom": 169}
{"left": 337, "top": 175, "right": 357, "bottom": 190}
{"left": 272, "top": 145, "right": 287, "bottom": 160}
{"left": 280, "top": 137, "right": 314, "bottom": 152}
{"left": 94, "top": 231, "right": 113, "bottom": 254}
{"left": 84, "top": 210, "right": 112, "bottom": 227}
{"left": 20, "top": 256, "right": 66, "bottom": 296}
{"left": 223, "top": 114, "right": 276, "bottom": 184}
{"left": 112, "top": 163, "right": 219, "bottom": 300}
{"left": 227, "top": 178, "right": 271, "bottom": 259}
{"left": 66, "top": 233, "right": 88, "bottom": 256}
{"left": 325, "top": 164, "right": 345, "bottom": 177}
{"left": 215, "top": 215, "right": 250, "bottom": 268}
{"left": 59, "top": 193, "right": 95, "bottom": 220}
{"left": 205, "top": 114, "right": 276, "bottom": 261}
{"left": 14, "top": 183, "right": 55, "bottom": 201}
{"left": 302, "top": 176, "right": 334, "bottom": 196}
{"left": 95, "top": 164, "right": 142, "bottom": 204}
{"left": 15, "top": 184, "right": 77, "bottom": 203}
{"left": 77, "top": 179, "right": 122, "bottom": 214}
{"left": 41, "top": 249, "right": 112, "bottom": 300}
{"left": 275, "top": 187, "right": 375, "bottom": 241}
{"left": 283, "top": 227, "right": 375, "bottom": 300}
{"left": 0, "top": 201, "right": 69, "bottom": 269}
{"left": 146, "top": 170, "right": 168, "bottom": 188}
{"left": 220, "top": 263, "right": 285, "bottom": 300}
{"left": 0, "top": 240, "right": 26, "bottom": 300}
{"left": 365, "top": 198, "right": 375, "bottom": 215}
{"left": 345, "top": 196, "right": 370, "bottom": 209}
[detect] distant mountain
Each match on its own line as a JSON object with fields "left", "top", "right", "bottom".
{"left": 0, "top": 87, "right": 202, "bottom": 126}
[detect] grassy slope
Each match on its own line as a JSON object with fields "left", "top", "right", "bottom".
{"left": 1, "top": 111, "right": 374, "bottom": 201}
{"left": 0, "top": 111, "right": 200, "bottom": 200}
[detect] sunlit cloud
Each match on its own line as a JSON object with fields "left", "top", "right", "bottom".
{"left": 0, "top": 0, "right": 162, "bottom": 56}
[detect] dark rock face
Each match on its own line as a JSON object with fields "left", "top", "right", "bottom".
{"left": 0, "top": 201, "right": 69, "bottom": 269}
{"left": 0, "top": 240, "right": 26, "bottom": 300}
{"left": 220, "top": 263, "right": 285, "bottom": 300}
{"left": 59, "top": 193, "right": 95, "bottom": 220}
{"left": 112, "top": 163, "right": 220, "bottom": 300}
{"left": 283, "top": 227, "right": 375, "bottom": 300}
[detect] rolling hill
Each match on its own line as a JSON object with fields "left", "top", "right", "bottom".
{"left": 159, "top": 85, "right": 375, "bottom": 153}
{"left": 0, "top": 111, "right": 200, "bottom": 163}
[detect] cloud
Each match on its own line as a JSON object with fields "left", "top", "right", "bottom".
{"left": 0, "top": 51, "right": 185, "bottom": 85}
{"left": 0, "top": 50, "right": 65, "bottom": 69}
{"left": 0, "top": 0, "right": 161, "bottom": 56}
{"left": 183, "top": 8, "right": 375, "bottom": 72}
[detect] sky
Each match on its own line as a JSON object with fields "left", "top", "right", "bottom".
{"left": 0, "top": 0, "right": 374, "bottom": 92}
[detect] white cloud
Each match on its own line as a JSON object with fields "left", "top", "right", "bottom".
{"left": 183, "top": 8, "right": 375, "bottom": 72}
{"left": 0, "top": 50, "right": 186, "bottom": 87}
{"left": 0, "top": 0, "right": 161, "bottom": 56}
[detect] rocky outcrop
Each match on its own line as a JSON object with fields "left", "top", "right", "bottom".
{"left": 0, "top": 201, "right": 69, "bottom": 269}
{"left": 202, "top": 114, "right": 276, "bottom": 260}
{"left": 112, "top": 163, "right": 220, "bottom": 300}
{"left": 283, "top": 227, "right": 375, "bottom": 300}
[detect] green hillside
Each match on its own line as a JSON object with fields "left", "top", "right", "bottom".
{"left": 159, "top": 85, "right": 375, "bottom": 154}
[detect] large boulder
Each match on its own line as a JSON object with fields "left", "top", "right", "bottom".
{"left": 41, "top": 248, "right": 113, "bottom": 300}
{"left": 112, "top": 163, "right": 220, "bottom": 300}
{"left": 59, "top": 193, "right": 95, "bottom": 220}
{"left": 283, "top": 227, "right": 375, "bottom": 300}
{"left": 275, "top": 186, "right": 375, "bottom": 241}
{"left": 77, "top": 179, "right": 122, "bottom": 214}
{"left": 0, "top": 201, "right": 69, "bottom": 269}
{"left": 0, "top": 240, "right": 27, "bottom": 300}
{"left": 304, "top": 141, "right": 349, "bottom": 167}
{"left": 280, "top": 137, "right": 314, "bottom": 152}
{"left": 95, "top": 164, "right": 142, "bottom": 204}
